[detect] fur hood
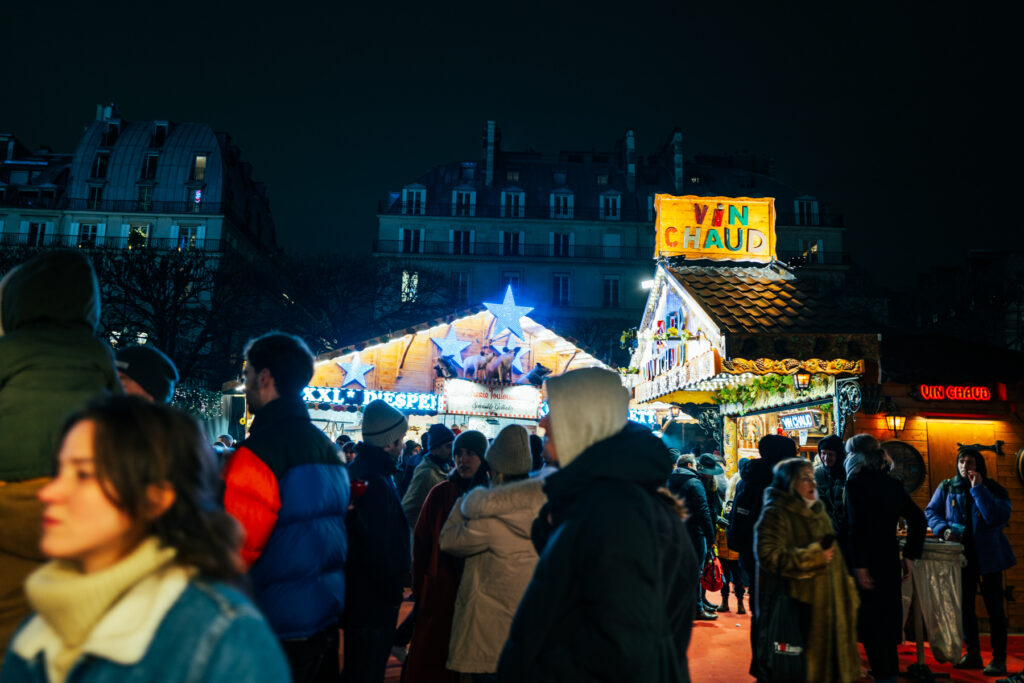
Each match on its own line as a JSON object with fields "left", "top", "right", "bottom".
{"left": 461, "top": 477, "right": 546, "bottom": 520}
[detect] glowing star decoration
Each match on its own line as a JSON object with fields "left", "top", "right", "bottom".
{"left": 511, "top": 346, "right": 530, "bottom": 374}
{"left": 337, "top": 352, "right": 374, "bottom": 388}
{"left": 484, "top": 286, "right": 533, "bottom": 340}
{"left": 431, "top": 326, "right": 472, "bottom": 368}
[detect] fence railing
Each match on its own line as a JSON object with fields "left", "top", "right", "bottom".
{"left": 0, "top": 232, "right": 223, "bottom": 251}
{"left": 378, "top": 200, "right": 637, "bottom": 222}
{"left": 373, "top": 239, "right": 651, "bottom": 260}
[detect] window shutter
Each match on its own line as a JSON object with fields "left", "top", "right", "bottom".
{"left": 18, "top": 221, "right": 29, "bottom": 236}
{"left": 469, "top": 229, "right": 475, "bottom": 254}
{"left": 519, "top": 232, "right": 525, "bottom": 256}
{"left": 69, "top": 222, "right": 79, "bottom": 244}
{"left": 500, "top": 191, "right": 506, "bottom": 216}
{"left": 449, "top": 228, "right": 454, "bottom": 255}
{"left": 418, "top": 229, "right": 424, "bottom": 253}
{"left": 549, "top": 231, "right": 554, "bottom": 256}
{"left": 569, "top": 232, "right": 575, "bottom": 257}
{"left": 469, "top": 191, "right": 476, "bottom": 217}
{"left": 96, "top": 223, "right": 106, "bottom": 245}
{"left": 499, "top": 230, "right": 505, "bottom": 255}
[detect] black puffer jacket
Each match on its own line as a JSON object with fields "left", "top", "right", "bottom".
{"left": 668, "top": 467, "right": 714, "bottom": 551}
{"left": 498, "top": 422, "right": 698, "bottom": 683}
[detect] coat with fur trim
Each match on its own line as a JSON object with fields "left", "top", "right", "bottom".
{"left": 755, "top": 487, "right": 861, "bottom": 683}
{"left": 439, "top": 478, "right": 546, "bottom": 673}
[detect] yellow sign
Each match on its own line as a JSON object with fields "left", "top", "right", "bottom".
{"left": 654, "top": 195, "right": 776, "bottom": 263}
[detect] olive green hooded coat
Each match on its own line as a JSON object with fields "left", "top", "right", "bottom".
{"left": 0, "top": 251, "right": 120, "bottom": 481}
{"left": 755, "top": 486, "right": 861, "bottom": 683}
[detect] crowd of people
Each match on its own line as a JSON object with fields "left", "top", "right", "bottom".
{"left": 0, "top": 249, "right": 1020, "bottom": 683}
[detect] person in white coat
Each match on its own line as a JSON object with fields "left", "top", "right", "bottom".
{"left": 438, "top": 424, "right": 546, "bottom": 682}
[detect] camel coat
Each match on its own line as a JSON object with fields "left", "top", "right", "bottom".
{"left": 438, "top": 478, "right": 546, "bottom": 673}
{"left": 755, "top": 487, "right": 861, "bottom": 683}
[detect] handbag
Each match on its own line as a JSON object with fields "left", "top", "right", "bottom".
{"left": 700, "top": 554, "right": 724, "bottom": 592}
{"left": 756, "top": 557, "right": 810, "bottom": 683}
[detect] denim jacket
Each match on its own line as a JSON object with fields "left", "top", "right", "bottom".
{"left": 1, "top": 578, "right": 291, "bottom": 683}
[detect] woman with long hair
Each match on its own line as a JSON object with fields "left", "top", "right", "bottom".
{"left": 0, "top": 397, "right": 289, "bottom": 682}
{"left": 755, "top": 457, "right": 861, "bottom": 683}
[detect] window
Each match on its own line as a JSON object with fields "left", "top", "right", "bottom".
{"left": 601, "top": 194, "right": 620, "bottom": 220}
{"left": 690, "top": 176, "right": 701, "bottom": 184}
{"left": 101, "top": 123, "right": 120, "bottom": 146}
{"left": 401, "top": 270, "right": 419, "bottom": 302}
{"left": 459, "top": 165, "right": 475, "bottom": 181}
{"left": 141, "top": 154, "right": 159, "bottom": 180}
{"left": 151, "top": 122, "right": 168, "bottom": 147}
{"left": 502, "top": 231, "right": 521, "bottom": 256}
{"left": 795, "top": 198, "right": 819, "bottom": 225}
{"left": 27, "top": 222, "right": 46, "bottom": 247}
{"left": 452, "top": 272, "right": 469, "bottom": 303}
{"left": 78, "top": 224, "right": 98, "bottom": 248}
{"left": 128, "top": 224, "right": 149, "bottom": 249}
{"left": 552, "top": 273, "right": 570, "bottom": 306}
{"left": 550, "top": 193, "right": 573, "bottom": 219}
{"left": 191, "top": 155, "right": 207, "bottom": 182}
{"left": 402, "top": 187, "right": 425, "bottom": 215}
{"left": 551, "top": 232, "right": 572, "bottom": 257}
{"left": 798, "top": 238, "right": 824, "bottom": 264}
{"left": 400, "top": 228, "right": 423, "bottom": 253}
{"left": 506, "top": 170, "right": 519, "bottom": 183}
{"left": 603, "top": 276, "right": 620, "bottom": 307}
{"left": 452, "top": 190, "right": 475, "bottom": 217}
{"left": 190, "top": 188, "right": 203, "bottom": 213}
{"left": 179, "top": 226, "right": 200, "bottom": 250}
{"left": 92, "top": 153, "right": 110, "bottom": 179}
{"left": 502, "top": 271, "right": 520, "bottom": 297}
{"left": 602, "top": 232, "right": 622, "bottom": 258}
{"left": 648, "top": 193, "right": 656, "bottom": 222}
{"left": 596, "top": 174, "right": 608, "bottom": 186}
{"left": 87, "top": 185, "right": 104, "bottom": 210}
{"left": 501, "top": 190, "right": 524, "bottom": 218}
{"left": 137, "top": 186, "right": 153, "bottom": 211}
{"left": 452, "top": 229, "right": 472, "bottom": 255}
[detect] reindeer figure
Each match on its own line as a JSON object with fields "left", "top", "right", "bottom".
{"left": 462, "top": 347, "right": 495, "bottom": 381}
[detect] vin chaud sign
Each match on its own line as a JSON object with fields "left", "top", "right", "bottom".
{"left": 654, "top": 194, "right": 776, "bottom": 263}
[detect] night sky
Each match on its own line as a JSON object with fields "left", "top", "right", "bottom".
{"left": 4, "top": 2, "right": 1009, "bottom": 289}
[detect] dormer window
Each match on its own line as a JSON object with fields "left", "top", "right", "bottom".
{"left": 402, "top": 186, "right": 425, "bottom": 215}
{"left": 596, "top": 174, "right": 608, "bottom": 186}
{"left": 141, "top": 153, "right": 159, "bottom": 180}
{"left": 501, "top": 190, "right": 525, "bottom": 218}
{"left": 191, "top": 155, "right": 207, "bottom": 182}
{"left": 550, "top": 191, "right": 573, "bottom": 219}
{"left": 452, "top": 190, "right": 476, "bottom": 217}
{"left": 553, "top": 171, "right": 567, "bottom": 186}
{"left": 459, "top": 164, "right": 475, "bottom": 181}
{"left": 101, "top": 122, "right": 120, "bottom": 147}
{"left": 795, "top": 197, "right": 819, "bottom": 225}
{"left": 91, "top": 152, "right": 110, "bottom": 179}
{"left": 600, "top": 192, "right": 620, "bottom": 220}
{"left": 151, "top": 122, "right": 168, "bottom": 147}
{"left": 506, "top": 170, "right": 519, "bottom": 183}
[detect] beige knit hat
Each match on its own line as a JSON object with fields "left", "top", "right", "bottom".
{"left": 545, "top": 367, "right": 628, "bottom": 468}
{"left": 485, "top": 424, "right": 532, "bottom": 476}
{"left": 361, "top": 399, "right": 408, "bottom": 447}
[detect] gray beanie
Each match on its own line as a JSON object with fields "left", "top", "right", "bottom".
{"left": 452, "top": 430, "right": 488, "bottom": 459}
{"left": 116, "top": 345, "right": 179, "bottom": 404}
{"left": 362, "top": 399, "right": 408, "bottom": 447}
{"left": 485, "top": 424, "right": 532, "bottom": 476}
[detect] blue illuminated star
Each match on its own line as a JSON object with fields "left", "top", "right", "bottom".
{"left": 432, "top": 326, "right": 472, "bottom": 368}
{"left": 484, "top": 286, "right": 534, "bottom": 340}
{"left": 337, "top": 352, "right": 374, "bottom": 388}
{"left": 511, "top": 346, "right": 530, "bottom": 374}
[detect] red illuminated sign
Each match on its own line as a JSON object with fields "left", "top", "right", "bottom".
{"left": 917, "top": 385, "right": 992, "bottom": 401}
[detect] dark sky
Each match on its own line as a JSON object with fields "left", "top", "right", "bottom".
{"left": 3, "top": 1, "right": 1010, "bottom": 289}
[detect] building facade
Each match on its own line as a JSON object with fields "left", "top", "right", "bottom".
{"left": 1, "top": 104, "right": 276, "bottom": 256}
{"left": 374, "top": 122, "right": 846, "bottom": 364}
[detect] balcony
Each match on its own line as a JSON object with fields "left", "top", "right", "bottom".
{"left": 777, "top": 249, "right": 850, "bottom": 266}
{"left": 0, "top": 232, "right": 223, "bottom": 252}
{"left": 0, "top": 194, "right": 61, "bottom": 210}
{"left": 373, "top": 239, "right": 651, "bottom": 260}
{"left": 378, "top": 200, "right": 633, "bottom": 222}
{"left": 65, "top": 198, "right": 225, "bottom": 216}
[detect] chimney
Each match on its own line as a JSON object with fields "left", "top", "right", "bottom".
{"left": 671, "top": 130, "right": 683, "bottom": 193}
{"left": 483, "top": 121, "right": 497, "bottom": 187}
{"left": 95, "top": 104, "right": 104, "bottom": 121}
{"left": 625, "top": 129, "right": 636, "bottom": 192}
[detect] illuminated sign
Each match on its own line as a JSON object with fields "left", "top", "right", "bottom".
{"left": 916, "top": 385, "right": 992, "bottom": 402}
{"left": 654, "top": 195, "right": 776, "bottom": 263}
{"left": 443, "top": 379, "right": 541, "bottom": 419}
{"left": 538, "top": 403, "right": 658, "bottom": 427}
{"left": 780, "top": 412, "right": 815, "bottom": 431}
{"left": 302, "top": 385, "right": 439, "bottom": 413}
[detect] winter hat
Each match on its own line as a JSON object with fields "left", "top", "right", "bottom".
{"left": 757, "top": 434, "right": 797, "bottom": 465}
{"left": 696, "top": 453, "right": 725, "bottom": 476}
{"left": 485, "top": 424, "right": 532, "bottom": 476}
{"left": 817, "top": 435, "right": 843, "bottom": 454}
{"left": 452, "top": 430, "right": 488, "bottom": 459}
{"left": 362, "top": 399, "right": 408, "bottom": 447}
{"left": 426, "top": 423, "right": 455, "bottom": 451}
{"left": 116, "top": 345, "right": 179, "bottom": 404}
{"left": 545, "top": 367, "right": 629, "bottom": 468}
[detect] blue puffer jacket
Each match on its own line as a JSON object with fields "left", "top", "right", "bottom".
{"left": 925, "top": 471, "right": 1015, "bottom": 575}
{"left": 223, "top": 397, "right": 350, "bottom": 638}
{"left": 1, "top": 580, "right": 290, "bottom": 682}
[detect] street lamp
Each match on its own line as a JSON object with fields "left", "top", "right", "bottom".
{"left": 884, "top": 398, "right": 907, "bottom": 438}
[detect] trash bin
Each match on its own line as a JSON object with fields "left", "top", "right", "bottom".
{"left": 905, "top": 538, "right": 966, "bottom": 665}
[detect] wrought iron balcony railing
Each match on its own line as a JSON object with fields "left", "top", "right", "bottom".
{"left": 373, "top": 239, "right": 651, "bottom": 260}
{"left": 0, "top": 232, "right": 223, "bottom": 251}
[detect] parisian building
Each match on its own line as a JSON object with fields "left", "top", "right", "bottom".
{"left": 374, "top": 121, "right": 846, "bottom": 363}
